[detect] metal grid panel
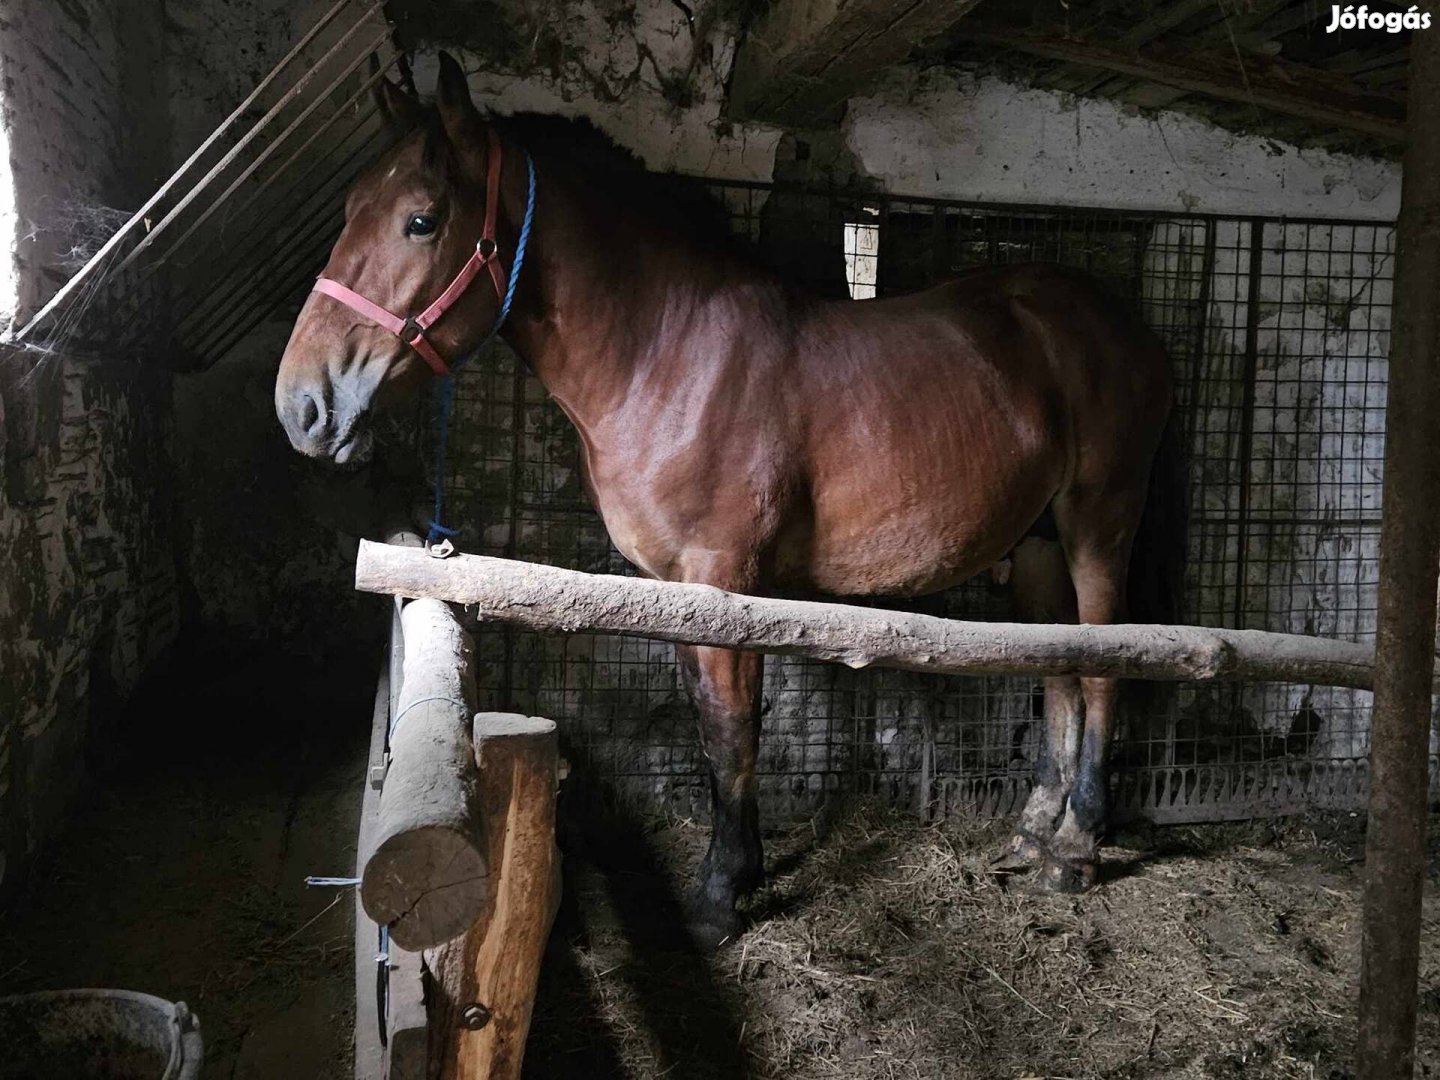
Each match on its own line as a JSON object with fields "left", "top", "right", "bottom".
{"left": 439, "top": 180, "right": 1402, "bottom": 825}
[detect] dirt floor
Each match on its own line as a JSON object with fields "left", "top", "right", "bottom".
{"left": 0, "top": 648, "right": 372, "bottom": 1080}
{"left": 7, "top": 668, "right": 1440, "bottom": 1080}
{"left": 526, "top": 804, "right": 1440, "bottom": 1080}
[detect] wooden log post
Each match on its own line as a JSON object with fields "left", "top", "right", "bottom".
{"left": 361, "top": 598, "right": 490, "bottom": 952}
{"left": 354, "top": 543, "right": 1440, "bottom": 692}
{"left": 425, "top": 713, "right": 562, "bottom": 1080}
{"left": 1356, "top": 21, "right": 1440, "bottom": 1078}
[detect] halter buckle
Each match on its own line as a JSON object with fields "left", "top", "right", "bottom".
{"left": 477, "top": 237, "right": 497, "bottom": 260}
{"left": 401, "top": 316, "right": 426, "bottom": 344}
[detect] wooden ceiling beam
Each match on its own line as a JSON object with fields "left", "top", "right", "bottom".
{"left": 1118, "top": 0, "right": 1217, "bottom": 50}
{"left": 958, "top": 26, "right": 1407, "bottom": 142}
{"left": 1237, "top": 1, "right": 1331, "bottom": 46}
{"left": 728, "top": 0, "right": 987, "bottom": 126}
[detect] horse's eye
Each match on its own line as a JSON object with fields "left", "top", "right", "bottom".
{"left": 406, "top": 213, "right": 437, "bottom": 238}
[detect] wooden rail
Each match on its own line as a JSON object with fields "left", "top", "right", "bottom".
{"left": 354, "top": 542, "right": 1440, "bottom": 693}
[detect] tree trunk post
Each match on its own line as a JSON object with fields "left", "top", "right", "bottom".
{"left": 424, "top": 714, "right": 562, "bottom": 1080}
{"left": 1356, "top": 25, "right": 1440, "bottom": 1079}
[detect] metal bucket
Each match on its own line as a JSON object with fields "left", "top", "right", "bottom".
{"left": 0, "top": 990, "right": 203, "bottom": 1080}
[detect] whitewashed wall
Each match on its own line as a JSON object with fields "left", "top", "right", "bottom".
{"left": 844, "top": 67, "right": 1399, "bottom": 219}
{"left": 415, "top": 1, "right": 781, "bottom": 181}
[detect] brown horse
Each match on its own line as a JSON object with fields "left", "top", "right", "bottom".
{"left": 275, "top": 54, "right": 1174, "bottom": 943}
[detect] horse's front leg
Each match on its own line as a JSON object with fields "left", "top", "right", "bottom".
{"left": 675, "top": 642, "right": 764, "bottom": 947}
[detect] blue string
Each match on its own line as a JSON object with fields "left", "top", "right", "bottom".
{"left": 427, "top": 150, "right": 538, "bottom": 545}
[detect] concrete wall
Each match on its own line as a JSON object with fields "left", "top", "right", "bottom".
{"left": 169, "top": 321, "right": 401, "bottom": 662}
{"left": 159, "top": 0, "right": 401, "bottom": 658}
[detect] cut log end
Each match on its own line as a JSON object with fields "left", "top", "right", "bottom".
{"left": 474, "top": 713, "right": 558, "bottom": 741}
{"left": 362, "top": 825, "right": 489, "bottom": 951}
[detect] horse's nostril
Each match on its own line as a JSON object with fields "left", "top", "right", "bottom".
{"left": 299, "top": 392, "right": 324, "bottom": 438}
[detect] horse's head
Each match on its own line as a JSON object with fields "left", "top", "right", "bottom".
{"left": 275, "top": 53, "right": 502, "bottom": 465}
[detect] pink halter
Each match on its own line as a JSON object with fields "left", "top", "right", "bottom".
{"left": 312, "top": 128, "right": 508, "bottom": 377}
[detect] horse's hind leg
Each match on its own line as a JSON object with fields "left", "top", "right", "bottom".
{"left": 1039, "top": 485, "right": 1147, "bottom": 892}
{"left": 675, "top": 642, "right": 764, "bottom": 947}
{"left": 1000, "top": 537, "right": 1082, "bottom": 868}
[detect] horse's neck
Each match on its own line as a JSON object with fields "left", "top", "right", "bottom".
{"left": 498, "top": 171, "right": 627, "bottom": 420}
{"left": 499, "top": 166, "right": 714, "bottom": 430}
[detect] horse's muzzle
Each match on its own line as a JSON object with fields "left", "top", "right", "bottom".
{"left": 277, "top": 385, "right": 372, "bottom": 468}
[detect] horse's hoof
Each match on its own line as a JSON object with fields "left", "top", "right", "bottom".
{"left": 685, "top": 894, "right": 743, "bottom": 950}
{"left": 990, "top": 832, "right": 1045, "bottom": 873}
{"left": 1036, "top": 854, "right": 1098, "bottom": 894}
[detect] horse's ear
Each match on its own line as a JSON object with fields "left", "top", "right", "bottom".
{"left": 435, "top": 51, "right": 485, "bottom": 156}
{"left": 374, "top": 67, "right": 423, "bottom": 136}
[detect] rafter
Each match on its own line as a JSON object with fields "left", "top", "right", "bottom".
{"left": 959, "top": 25, "right": 1407, "bottom": 142}
{"left": 728, "top": 0, "right": 987, "bottom": 126}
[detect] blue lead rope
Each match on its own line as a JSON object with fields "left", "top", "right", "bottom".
{"left": 426, "top": 149, "right": 538, "bottom": 546}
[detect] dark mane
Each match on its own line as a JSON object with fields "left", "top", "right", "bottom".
{"left": 493, "top": 112, "right": 739, "bottom": 249}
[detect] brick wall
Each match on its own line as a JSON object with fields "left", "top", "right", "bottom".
{"left": 0, "top": 0, "right": 168, "bottom": 324}
{"left": 0, "top": 0, "right": 176, "bottom": 889}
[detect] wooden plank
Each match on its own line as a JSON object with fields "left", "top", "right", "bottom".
{"left": 958, "top": 26, "right": 1407, "bottom": 142}
{"left": 1355, "top": 22, "right": 1440, "bottom": 1079}
{"left": 1117, "top": 0, "right": 1215, "bottom": 49}
{"left": 1234, "top": 1, "right": 1332, "bottom": 46}
{"left": 353, "top": 662, "right": 390, "bottom": 1080}
{"left": 354, "top": 653, "right": 430, "bottom": 1080}
{"left": 386, "top": 943, "right": 429, "bottom": 1079}
{"left": 728, "top": 0, "right": 987, "bottom": 125}
{"left": 352, "top": 543, "right": 1440, "bottom": 693}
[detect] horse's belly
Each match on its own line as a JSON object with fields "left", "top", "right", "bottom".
{"left": 780, "top": 455, "right": 1060, "bottom": 598}
{"left": 779, "top": 520, "right": 1008, "bottom": 598}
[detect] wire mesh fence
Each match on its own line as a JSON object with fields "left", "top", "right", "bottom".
{"left": 435, "top": 179, "right": 1405, "bottom": 826}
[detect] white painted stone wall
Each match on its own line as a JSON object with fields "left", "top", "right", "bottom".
{"left": 436, "top": 8, "right": 1403, "bottom": 222}
{"left": 844, "top": 67, "right": 1400, "bottom": 220}
{"left": 420, "top": 0, "right": 781, "bottom": 181}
